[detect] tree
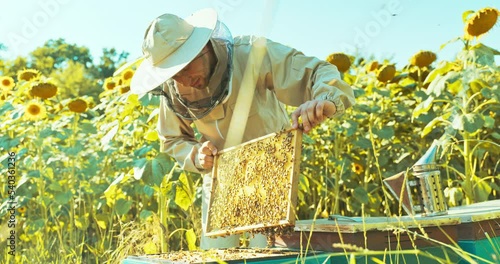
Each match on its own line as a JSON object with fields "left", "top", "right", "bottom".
{"left": 90, "top": 48, "right": 129, "bottom": 81}
{"left": 0, "top": 56, "right": 29, "bottom": 77}
{"left": 50, "top": 60, "right": 98, "bottom": 99}
{"left": 30, "top": 38, "right": 93, "bottom": 75}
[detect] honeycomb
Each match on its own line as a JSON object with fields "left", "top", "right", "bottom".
{"left": 206, "top": 129, "right": 302, "bottom": 237}
{"left": 137, "top": 248, "right": 300, "bottom": 262}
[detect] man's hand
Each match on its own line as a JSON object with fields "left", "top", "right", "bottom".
{"left": 291, "top": 99, "right": 336, "bottom": 133}
{"left": 196, "top": 141, "right": 218, "bottom": 170}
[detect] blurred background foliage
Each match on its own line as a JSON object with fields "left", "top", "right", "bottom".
{"left": 0, "top": 7, "right": 499, "bottom": 264}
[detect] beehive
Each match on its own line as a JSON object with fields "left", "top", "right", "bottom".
{"left": 206, "top": 129, "right": 302, "bottom": 237}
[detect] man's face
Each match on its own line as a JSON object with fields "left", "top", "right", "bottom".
{"left": 172, "top": 47, "right": 212, "bottom": 90}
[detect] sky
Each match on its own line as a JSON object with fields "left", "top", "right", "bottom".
{"left": 1, "top": 0, "right": 499, "bottom": 68}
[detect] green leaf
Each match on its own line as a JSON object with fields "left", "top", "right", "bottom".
{"left": 75, "top": 213, "right": 89, "bottom": 230}
{"left": 133, "top": 158, "right": 148, "bottom": 180}
{"left": 373, "top": 126, "right": 394, "bottom": 140}
{"left": 80, "top": 122, "right": 97, "bottom": 134}
{"left": 471, "top": 176, "right": 492, "bottom": 203}
{"left": 175, "top": 173, "right": 193, "bottom": 211}
{"left": 424, "top": 61, "right": 456, "bottom": 85}
{"left": 186, "top": 228, "right": 197, "bottom": 250}
{"left": 139, "top": 210, "right": 153, "bottom": 220}
{"left": 25, "top": 219, "right": 46, "bottom": 235}
{"left": 54, "top": 191, "right": 73, "bottom": 204}
{"left": 353, "top": 187, "right": 369, "bottom": 204}
{"left": 48, "top": 181, "right": 63, "bottom": 192}
{"left": 462, "top": 113, "right": 484, "bottom": 133}
{"left": 39, "top": 127, "right": 55, "bottom": 138}
{"left": 356, "top": 104, "right": 381, "bottom": 114}
{"left": 0, "top": 101, "right": 14, "bottom": 115}
{"left": 302, "top": 134, "right": 315, "bottom": 144}
{"left": 101, "top": 124, "right": 119, "bottom": 148}
{"left": 134, "top": 145, "right": 154, "bottom": 157}
{"left": 28, "top": 170, "right": 40, "bottom": 178}
{"left": 447, "top": 79, "right": 463, "bottom": 95}
{"left": 140, "top": 161, "right": 156, "bottom": 186}
{"left": 0, "top": 135, "right": 20, "bottom": 150}
{"left": 484, "top": 116, "right": 495, "bottom": 129}
{"left": 115, "top": 199, "right": 132, "bottom": 215}
{"left": 143, "top": 185, "right": 155, "bottom": 197}
{"left": 413, "top": 95, "right": 435, "bottom": 119}
{"left": 421, "top": 112, "right": 451, "bottom": 137}
{"left": 427, "top": 71, "right": 460, "bottom": 97}
{"left": 66, "top": 141, "right": 84, "bottom": 156}
{"left": 452, "top": 114, "right": 464, "bottom": 131}
{"left": 470, "top": 43, "right": 500, "bottom": 67}
{"left": 95, "top": 214, "right": 108, "bottom": 230}
{"left": 150, "top": 159, "right": 166, "bottom": 186}
{"left": 353, "top": 138, "right": 372, "bottom": 149}
{"left": 342, "top": 120, "right": 358, "bottom": 137}
{"left": 146, "top": 153, "right": 174, "bottom": 186}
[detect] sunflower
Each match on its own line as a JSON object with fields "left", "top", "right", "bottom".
{"left": 326, "top": 53, "right": 351, "bottom": 73}
{"left": 119, "top": 85, "right": 131, "bottom": 94}
{"left": 464, "top": 7, "right": 499, "bottom": 39}
{"left": 18, "top": 207, "right": 27, "bottom": 214}
{"left": 31, "top": 81, "right": 58, "bottom": 99}
{"left": 366, "top": 61, "right": 379, "bottom": 72}
{"left": 0, "top": 88, "right": 14, "bottom": 101}
{"left": 122, "top": 69, "right": 135, "bottom": 81}
{"left": 103, "top": 78, "right": 117, "bottom": 90}
{"left": 410, "top": 51, "right": 437, "bottom": 68}
{"left": 25, "top": 101, "right": 47, "bottom": 120}
{"left": 68, "top": 99, "right": 88, "bottom": 113}
{"left": 0, "top": 76, "right": 15, "bottom": 90}
{"left": 17, "top": 69, "right": 40, "bottom": 82}
{"left": 376, "top": 64, "right": 396, "bottom": 82}
{"left": 352, "top": 163, "right": 364, "bottom": 175}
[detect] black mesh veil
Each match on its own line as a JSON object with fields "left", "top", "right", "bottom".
{"left": 153, "top": 20, "right": 234, "bottom": 120}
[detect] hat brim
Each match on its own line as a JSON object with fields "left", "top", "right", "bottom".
{"left": 131, "top": 8, "right": 218, "bottom": 94}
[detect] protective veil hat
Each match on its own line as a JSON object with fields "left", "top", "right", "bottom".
{"left": 131, "top": 8, "right": 218, "bottom": 94}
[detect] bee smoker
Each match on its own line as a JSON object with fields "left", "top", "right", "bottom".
{"left": 384, "top": 141, "right": 448, "bottom": 216}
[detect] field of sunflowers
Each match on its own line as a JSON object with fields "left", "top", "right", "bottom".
{"left": 0, "top": 6, "right": 499, "bottom": 264}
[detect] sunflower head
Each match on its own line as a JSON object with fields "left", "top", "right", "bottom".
{"left": 366, "top": 61, "right": 379, "bottom": 72}
{"left": 352, "top": 163, "right": 364, "bottom": 175}
{"left": 119, "top": 85, "right": 131, "bottom": 94}
{"left": 0, "top": 89, "right": 14, "bottom": 101}
{"left": 464, "top": 7, "right": 499, "bottom": 39}
{"left": 122, "top": 69, "right": 135, "bottom": 81}
{"left": 18, "top": 207, "right": 27, "bottom": 214}
{"left": 326, "top": 53, "right": 351, "bottom": 73}
{"left": 376, "top": 64, "right": 396, "bottom": 83}
{"left": 17, "top": 69, "right": 41, "bottom": 82}
{"left": 25, "top": 101, "right": 47, "bottom": 120}
{"left": 0, "top": 76, "right": 15, "bottom": 90}
{"left": 410, "top": 51, "right": 437, "bottom": 68}
{"left": 103, "top": 78, "right": 117, "bottom": 90}
{"left": 31, "top": 81, "right": 58, "bottom": 99}
{"left": 68, "top": 99, "right": 88, "bottom": 113}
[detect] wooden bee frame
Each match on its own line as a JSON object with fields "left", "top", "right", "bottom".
{"left": 206, "top": 129, "right": 302, "bottom": 237}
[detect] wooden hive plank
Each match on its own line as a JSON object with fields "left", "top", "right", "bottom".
{"left": 205, "top": 129, "right": 302, "bottom": 237}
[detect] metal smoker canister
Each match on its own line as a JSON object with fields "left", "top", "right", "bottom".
{"left": 412, "top": 163, "right": 448, "bottom": 216}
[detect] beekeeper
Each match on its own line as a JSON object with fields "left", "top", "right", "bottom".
{"left": 130, "top": 8, "right": 355, "bottom": 249}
